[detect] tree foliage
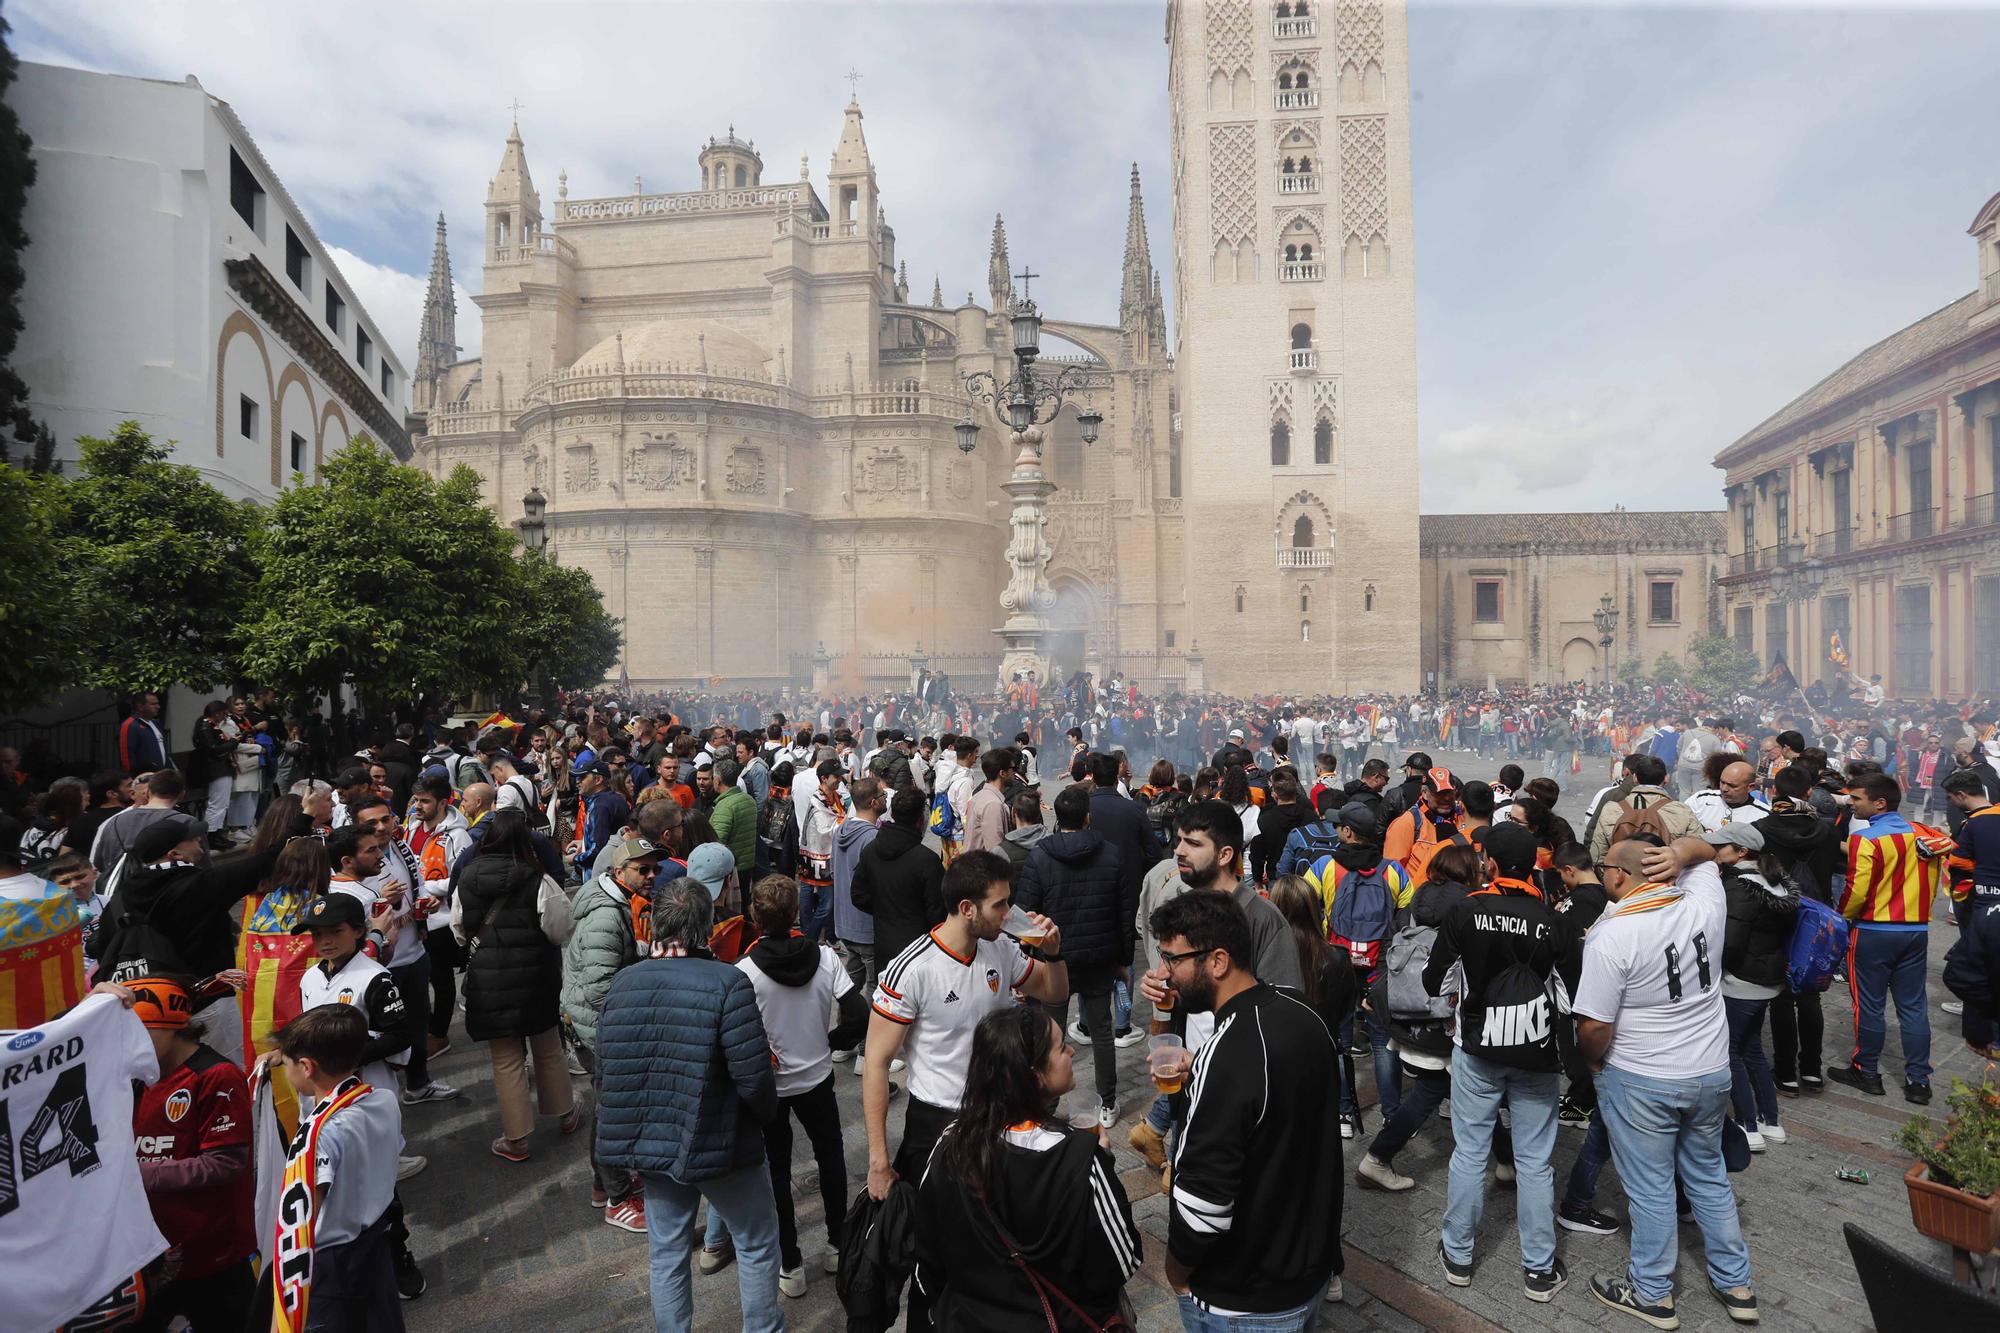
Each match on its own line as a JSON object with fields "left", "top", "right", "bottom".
{"left": 516, "top": 550, "right": 622, "bottom": 690}
{"left": 1650, "top": 651, "right": 1685, "bottom": 685}
{"left": 0, "top": 464, "right": 77, "bottom": 707}
{"left": 1615, "top": 656, "right": 1647, "bottom": 688}
{"left": 1684, "top": 632, "right": 1763, "bottom": 698}
{"left": 60, "top": 422, "right": 260, "bottom": 695}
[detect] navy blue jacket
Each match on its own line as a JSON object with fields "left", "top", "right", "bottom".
{"left": 595, "top": 954, "right": 777, "bottom": 1182}
{"left": 1015, "top": 828, "right": 1129, "bottom": 968}
{"left": 1087, "top": 788, "right": 1162, "bottom": 918}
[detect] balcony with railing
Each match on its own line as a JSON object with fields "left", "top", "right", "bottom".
{"left": 1964, "top": 491, "right": 1998, "bottom": 528}
{"left": 1727, "top": 546, "right": 1771, "bottom": 577}
{"left": 1275, "top": 15, "right": 1317, "bottom": 39}
{"left": 1274, "top": 88, "right": 1319, "bottom": 110}
{"left": 1289, "top": 347, "right": 1317, "bottom": 373}
{"left": 1281, "top": 260, "right": 1323, "bottom": 282}
{"left": 1810, "top": 527, "right": 1852, "bottom": 557}
{"left": 1277, "top": 546, "right": 1334, "bottom": 569}
{"left": 1279, "top": 173, "right": 1319, "bottom": 194}
{"left": 1883, "top": 506, "right": 1936, "bottom": 543}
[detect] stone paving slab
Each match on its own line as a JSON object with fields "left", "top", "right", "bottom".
{"left": 398, "top": 748, "right": 1993, "bottom": 1330}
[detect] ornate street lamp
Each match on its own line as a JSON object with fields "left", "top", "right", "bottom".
{"left": 518, "top": 487, "right": 551, "bottom": 707}
{"left": 1592, "top": 593, "right": 1620, "bottom": 686}
{"left": 1766, "top": 534, "right": 1824, "bottom": 683}
{"left": 956, "top": 270, "right": 1111, "bottom": 687}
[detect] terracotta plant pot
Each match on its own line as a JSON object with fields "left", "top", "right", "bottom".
{"left": 1904, "top": 1162, "right": 2000, "bottom": 1253}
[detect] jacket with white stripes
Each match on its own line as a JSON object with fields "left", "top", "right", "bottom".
{"left": 914, "top": 1121, "right": 1141, "bottom": 1331}
{"left": 1170, "top": 982, "right": 1343, "bottom": 1313}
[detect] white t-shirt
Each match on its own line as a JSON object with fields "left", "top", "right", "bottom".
{"left": 2, "top": 994, "right": 168, "bottom": 1333}
{"left": 739, "top": 944, "right": 855, "bottom": 1096}
{"left": 1686, "top": 790, "right": 1769, "bottom": 835}
{"left": 330, "top": 869, "right": 428, "bottom": 969}
{"left": 874, "top": 930, "right": 1034, "bottom": 1110}
{"left": 1573, "top": 862, "right": 1731, "bottom": 1079}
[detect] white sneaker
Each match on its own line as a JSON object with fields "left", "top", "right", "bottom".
{"left": 396, "top": 1155, "right": 428, "bottom": 1181}
{"left": 1941, "top": 999, "right": 1964, "bottom": 1016}
{"left": 1324, "top": 1276, "right": 1344, "bottom": 1304}
{"left": 779, "top": 1266, "right": 806, "bottom": 1298}
{"left": 889, "top": 1057, "right": 906, "bottom": 1073}
{"left": 1743, "top": 1128, "right": 1767, "bottom": 1153}
{"left": 1097, "top": 1103, "right": 1119, "bottom": 1131}
{"left": 1112, "top": 1027, "right": 1146, "bottom": 1049}
{"left": 401, "top": 1080, "right": 459, "bottom": 1106}
{"left": 566, "top": 1051, "right": 587, "bottom": 1076}
{"left": 829, "top": 1048, "right": 854, "bottom": 1063}
{"left": 1067, "top": 1021, "right": 1092, "bottom": 1046}
{"left": 823, "top": 1246, "right": 841, "bottom": 1275}
{"left": 1759, "top": 1121, "right": 1787, "bottom": 1144}
{"left": 1493, "top": 1162, "right": 1516, "bottom": 1184}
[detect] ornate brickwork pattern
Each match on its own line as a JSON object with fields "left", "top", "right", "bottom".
{"left": 1209, "top": 123, "right": 1257, "bottom": 245}
{"left": 1337, "top": 1, "right": 1385, "bottom": 73}
{"left": 1269, "top": 379, "right": 1294, "bottom": 415}
{"left": 1311, "top": 378, "right": 1339, "bottom": 420}
{"left": 1205, "top": 1, "right": 1253, "bottom": 74}
{"left": 1339, "top": 115, "right": 1388, "bottom": 241}
{"left": 1275, "top": 119, "right": 1322, "bottom": 150}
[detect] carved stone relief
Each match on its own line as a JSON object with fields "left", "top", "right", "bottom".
{"left": 626, "top": 433, "right": 694, "bottom": 490}
{"left": 726, "top": 443, "right": 766, "bottom": 494}
{"left": 857, "top": 447, "right": 911, "bottom": 495}
{"left": 564, "top": 442, "right": 599, "bottom": 493}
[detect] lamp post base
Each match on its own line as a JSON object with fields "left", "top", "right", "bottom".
{"left": 994, "top": 622, "right": 1051, "bottom": 695}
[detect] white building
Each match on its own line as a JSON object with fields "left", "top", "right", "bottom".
{"left": 12, "top": 63, "right": 409, "bottom": 503}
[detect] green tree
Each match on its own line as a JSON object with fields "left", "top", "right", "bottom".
{"left": 515, "top": 550, "right": 621, "bottom": 690}
{"left": 60, "top": 422, "right": 260, "bottom": 695}
{"left": 1651, "top": 652, "right": 1685, "bottom": 685}
{"left": 1685, "top": 632, "right": 1762, "bottom": 697}
{"left": 1616, "top": 656, "right": 1647, "bottom": 687}
{"left": 0, "top": 463, "right": 77, "bottom": 706}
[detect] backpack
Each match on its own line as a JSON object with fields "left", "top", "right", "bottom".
{"left": 1473, "top": 957, "right": 1568, "bottom": 1071}
{"left": 503, "top": 775, "right": 550, "bottom": 833}
{"left": 927, "top": 787, "right": 961, "bottom": 841}
{"left": 1322, "top": 860, "right": 1399, "bottom": 971}
{"left": 1784, "top": 894, "right": 1850, "bottom": 993}
{"left": 1384, "top": 920, "right": 1454, "bottom": 1021}
{"left": 1286, "top": 818, "right": 1343, "bottom": 873}
{"left": 1608, "top": 794, "right": 1676, "bottom": 849}
{"left": 1144, "top": 790, "right": 1187, "bottom": 843}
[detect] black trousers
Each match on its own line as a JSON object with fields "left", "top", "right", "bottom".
{"left": 138, "top": 1259, "right": 255, "bottom": 1332}
{"left": 1044, "top": 962, "right": 1119, "bottom": 1106}
{"left": 762, "top": 1073, "right": 848, "bottom": 1269}
{"left": 424, "top": 928, "right": 461, "bottom": 1039}
{"left": 1769, "top": 985, "right": 1825, "bottom": 1083}
{"left": 896, "top": 1095, "right": 956, "bottom": 1333}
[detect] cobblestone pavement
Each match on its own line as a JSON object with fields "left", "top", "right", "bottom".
{"left": 399, "top": 748, "right": 1994, "bottom": 1330}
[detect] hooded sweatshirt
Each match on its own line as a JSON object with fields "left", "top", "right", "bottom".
{"left": 1757, "top": 804, "right": 1838, "bottom": 904}
{"left": 831, "top": 816, "right": 879, "bottom": 944}
{"left": 852, "top": 821, "right": 946, "bottom": 967}
{"left": 738, "top": 933, "right": 867, "bottom": 1095}
{"left": 1000, "top": 821, "right": 1049, "bottom": 880}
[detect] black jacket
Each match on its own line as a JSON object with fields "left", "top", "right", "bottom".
{"left": 866, "top": 747, "right": 913, "bottom": 792}
{"left": 99, "top": 841, "right": 287, "bottom": 987}
{"left": 839, "top": 1179, "right": 918, "bottom": 1330}
{"left": 1087, "top": 788, "right": 1162, "bottom": 912}
{"left": 1758, "top": 804, "right": 1838, "bottom": 904}
{"left": 376, "top": 739, "right": 419, "bottom": 814}
{"left": 186, "top": 720, "right": 234, "bottom": 787}
{"left": 1721, "top": 867, "right": 1798, "bottom": 990}
{"left": 1943, "top": 903, "right": 2000, "bottom": 1019}
{"left": 1337, "top": 780, "right": 1387, "bottom": 820}
{"left": 851, "top": 822, "right": 945, "bottom": 968}
{"left": 1169, "top": 983, "right": 1343, "bottom": 1312}
{"left": 1015, "top": 828, "right": 1128, "bottom": 968}
{"left": 1251, "top": 798, "right": 1311, "bottom": 885}
{"left": 1423, "top": 880, "right": 1564, "bottom": 1072}
{"left": 457, "top": 854, "right": 564, "bottom": 1040}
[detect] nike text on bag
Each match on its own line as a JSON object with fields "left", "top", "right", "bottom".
{"left": 1384, "top": 922, "right": 1454, "bottom": 1021}
{"left": 1476, "top": 962, "right": 1568, "bottom": 1069}
{"left": 1326, "top": 862, "right": 1397, "bottom": 971}
{"left": 1785, "top": 894, "right": 1850, "bottom": 994}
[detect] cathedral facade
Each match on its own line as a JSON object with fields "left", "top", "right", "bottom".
{"left": 410, "top": 1, "right": 1420, "bottom": 695}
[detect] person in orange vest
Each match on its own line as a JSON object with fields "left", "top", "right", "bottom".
{"left": 1383, "top": 768, "right": 1470, "bottom": 889}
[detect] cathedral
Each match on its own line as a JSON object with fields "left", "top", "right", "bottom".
{"left": 409, "top": 1, "right": 1420, "bottom": 695}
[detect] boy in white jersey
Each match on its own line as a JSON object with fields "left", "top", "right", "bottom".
{"left": 340, "top": 801, "right": 456, "bottom": 1106}
{"left": 863, "top": 849, "right": 1069, "bottom": 1330}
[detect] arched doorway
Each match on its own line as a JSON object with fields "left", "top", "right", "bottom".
{"left": 1560, "top": 637, "right": 1598, "bottom": 684}
{"left": 1047, "top": 577, "right": 1098, "bottom": 685}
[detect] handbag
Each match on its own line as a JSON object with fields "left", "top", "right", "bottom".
{"left": 537, "top": 873, "right": 575, "bottom": 947}
{"left": 971, "top": 1181, "right": 1135, "bottom": 1332}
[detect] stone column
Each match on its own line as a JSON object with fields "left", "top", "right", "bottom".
{"left": 993, "top": 424, "right": 1056, "bottom": 689}
{"left": 1184, "top": 641, "right": 1206, "bottom": 695}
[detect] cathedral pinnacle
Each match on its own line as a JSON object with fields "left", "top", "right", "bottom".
{"left": 931, "top": 274, "right": 944, "bottom": 308}
{"left": 987, "top": 213, "right": 1012, "bottom": 310}
{"left": 413, "top": 212, "right": 458, "bottom": 411}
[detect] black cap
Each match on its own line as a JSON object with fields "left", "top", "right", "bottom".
{"left": 334, "top": 766, "right": 372, "bottom": 789}
{"left": 1403, "top": 752, "right": 1434, "bottom": 774}
{"left": 1336, "top": 803, "right": 1382, "bottom": 842}
{"left": 133, "top": 819, "right": 198, "bottom": 864}
{"left": 1484, "top": 822, "right": 1540, "bottom": 878}
{"left": 293, "top": 893, "right": 367, "bottom": 933}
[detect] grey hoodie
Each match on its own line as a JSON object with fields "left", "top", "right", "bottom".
{"left": 832, "top": 816, "right": 879, "bottom": 943}
{"left": 1000, "top": 821, "right": 1049, "bottom": 878}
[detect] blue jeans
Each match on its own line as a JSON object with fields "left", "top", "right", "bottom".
{"left": 1724, "top": 995, "right": 1779, "bottom": 1128}
{"left": 797, "top": 881, "right": 833, "bottom": 943}
{"left": 1337, "top": 1004, "right": 1401, "bottom": 1119}
{"left": 1370, "top": 1062, "right": 1517, "bottom": 1166}
{"left": 1176, "top": 1280, "right": 1333, "bottom": 1331}
{"left": 1147, "top": 1091, "right": 1174, "bottom": 1133}
{"left": 1561, "top": 1108, "right": 1613, "bottom": 1209}
{"left": 1596, "top": 1064, "right": 1751, "bottom": 1305}
{"left": 643, "top": 1165, "right": 785, "bottom": 1333}
{"left": 1441, "top": 1048, "right": 1559, "bottom": 1272}
{"left": 1848, "top": 927, "right": 1931, "bottom": 1084}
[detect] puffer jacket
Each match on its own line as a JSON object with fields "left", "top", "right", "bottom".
{"left": 561, "top": 872, "right": 640, "bottom": 1051}
{"left": 710, "top": 785, "right": 758, "bottom": 875}
{"left": 1721, "top": 866, "right": 1797, "bottom": 990}
{"left": 595, "top": 954, "right": 777, "bottom": 1183}
{"left": 457, "top": 854, "right": 564, "bottom": 1040}
{"left": 851, "top": 821, "right": 945, "bottom": 968}
{"left": 1015, "top": 828, "right": 1129, "bottom": 969}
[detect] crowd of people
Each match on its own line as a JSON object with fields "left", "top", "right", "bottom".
{"left": 1, "top": 671, "right": 1998, "bottom": 1332}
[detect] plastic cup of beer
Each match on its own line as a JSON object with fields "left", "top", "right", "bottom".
{"left": 1149, "top": 1035, "right": 1186, "bottom": 1096}
{"left": 1065, "top": 1091, "right": 1103, "bottom": 1135}
{"left": 1003, "top": 904, "right": 1044, "bottom": 949}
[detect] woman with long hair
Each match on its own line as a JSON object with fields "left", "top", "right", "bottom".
{"left": 457, "top": 808, "right": 579, "bottom": 1161}
{"left": 1268, "top": 872, "right": 1359, "bottom": 1131}
{"left": 915, "top": 1006, "right": 1142, "bottom": 1330}
{"left": 250, "top": 793, "right": 306, "bottom": 853}
{"left": 235, "top": 834, "right": 332, "bottom": 1119}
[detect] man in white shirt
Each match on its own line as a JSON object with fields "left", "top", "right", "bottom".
{"left": 1574, "top": 836, "right": 1756, "bottom": 1328}
{"left": 1686, "top": 760, "right": 1770, "bottom": 835}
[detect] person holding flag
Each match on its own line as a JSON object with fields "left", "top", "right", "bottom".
{"left": 233, "top": 833, "right": 332, "bottom": 1134}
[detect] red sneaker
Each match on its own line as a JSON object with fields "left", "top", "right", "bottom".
{"left": 605, "top": 1198, "right": 647, "bottom": 1234}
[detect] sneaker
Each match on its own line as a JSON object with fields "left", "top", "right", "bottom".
{"left": 1343, "top": 1110, "right": 1365, "bottom": 1140}
{"left": 697, "top": 1241, "right": 735, "bottom": 1275}
{"left": 1347, "top": 1038, "right": 1370, "bottom": 1057}
{"left": 1493, "top": 1161, "right": 1516, "bottom": 1185}
{"left": 397, "top": 1154, "right": 429, "bottom": 1180}
{"left": 1067, "top": 1021, "right": 1092, "bottom": 1046}
{"left": 1676, "top": 1203, "right": 1695, "bottom": 1224}
{"left": 605, "top": 1198, "right": 647, "bottom": 1234}
{"left": 1097, "top": 1102, "right": 1119, "bottom": 1131}
{"left": 779, "top": 1265, "right": 806, "bottom": 1298}
{"left": 489, "top": 1138, "right": 529, "bottom": 1164}
{"left": 1758, "top": 1121, "right": 1787, "bottom": 1144}
{"left": 1592, "top": 1273, "right": 1679, "bottom": 1329}
{"left": 394, "top": 1248, "right": 427, "bottom": 1301}
{"left": 401, "top": 1079, "right": 460, "bottom": 1106}
{"left": 1356, "top": 1153, "right": 1414, "bottom": 1192}
{"left": 425, "top": 1033, "right": 452, "bottom": 1060}
{"left": 1559, "top": 1201, "right": 1621, "bottom": 1235}
{"left": 1827, "top": 1064, "right": 1885, "bottom": 1096}
{"left": 889, "top": 1057, "right": 906, "bottom": 1073}
{"left": 566, "top": 1050, "right": 587, "bottom": 1076}
{"left": 1324, "top": 1276, "right": 1343, "bottom": 1304}
{"left": 1775, "top": 1078, "right": 1800, "bottom": 1097}
{"left": 1742, "top": 1128, "right": 1766, "bottom": 1153}
{"left": 590, "top": 1186, "right": 609, "bottom": 1209}
{"left": 1113, "top": 1026, "right": 1146, "bottom": 1049}
{"left": 1557, "top": 1094, "right": 1592, "bottom": 1128}
{"left": 1711, "top": 1283, "right": 1760, "bottom": 1324}
{"left": 829, "top": 1048, "right": 854, "bottom": 1063}
{"left": 1525, "top": 1258, "right": 1569, "bottom": 1304}
{"left": 1903, "top": 1080, "right": 1932, "bottom": 1106}
{"left": 1339, "top": 1116, "right": 1355, "bottom": 1140}
{"left": 824, "top": 1246, "right": 841, "bottom": 1276}
{"left": 1799, "top": 1073, "right": 1824, "bottom": 1092}
{"left": 1942, "top": 999, "right": 1964, "bottom": 1016}
{"left": 1439, "top": 1241, "right": 1473, "bottom": 1287}
{"left": 849, "top": 1053, "right": 864, "bottom": 1075}
{"left": 1128, "top": 1119, "right": 1169, "bottom": 1170}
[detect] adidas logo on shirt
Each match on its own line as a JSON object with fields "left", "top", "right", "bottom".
{"left": 944, "top": 990, "right": 959, "bottom": 1003}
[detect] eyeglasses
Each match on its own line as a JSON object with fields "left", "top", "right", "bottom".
{"left": 625, "top": 863, "right": 660, "bottom": 876}
{"left": 1157, "top": 946, "right": 1217, "bottom": 969}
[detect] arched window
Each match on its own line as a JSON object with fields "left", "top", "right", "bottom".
{"left": 1313, "top": 417, "right": 1332, "bottom": 464}
{"left": 1300, "top": 242, "right": 1314, "bottom": 261}
{"left": 1283, "top": 157, "right": 1296, "bottom": 174}
{"left": 1301, "top": 620, "right": 1311, "bottom": 643}
{"left": 1284, "top": 243, "right": 1299, "bottom": 262}
{"left": 1292, "top": 514, "right": 1315, "bottom": 547}
{"left": 1276, "top": 1, "right": 1291, "bottom": 15}
{"left": 1291, "top": 323, "right": 1313, "bottom": 349}
{"left": 1234, "top": 586, "right": 1246, "bottom": 614}
{"left": 1278, "top": 71, "right": 1294, "bottom": 89}
{"left": 1364, "top": 583, "right": 1377, "bottom": 612}
{"left": 1271, "top": 420, "right": 1291, "bottom": 466}
{"left": 1296, "top": 70, "right": 1310, "bottom": 88}
{"left": 1299, "top": 587, "right": 1311, "bottom": 613}
{"left": 734, "top": 165, "right": 748, "bottom": 187}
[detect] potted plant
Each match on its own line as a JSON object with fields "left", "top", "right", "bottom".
{"left": 1897, "top": 1076, "right": 2000, "bottom": 1253}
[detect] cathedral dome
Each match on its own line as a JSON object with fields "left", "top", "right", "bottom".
{"left": 573, "top": 320, "right": 771, "bottom": 376}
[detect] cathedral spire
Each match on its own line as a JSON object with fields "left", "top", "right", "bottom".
{"left": 414, "top": 212, "right": 457, "bottom": 413}
{"left": 931, "top": 274, "right": 944, "bottom": 308}
{"left": 987, "top": 213, "right": 1012, "bottom": 310}
{"left": 1119, "top": 164, "right": 1154, "bottom": 328}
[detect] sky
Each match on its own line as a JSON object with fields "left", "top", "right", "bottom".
{"left": 15, "top": 1, "right": 2000, "bottom": 514}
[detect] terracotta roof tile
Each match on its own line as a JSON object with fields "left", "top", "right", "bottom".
{"left": 1420, "top": 511, "right": 1726, "bottom": 552}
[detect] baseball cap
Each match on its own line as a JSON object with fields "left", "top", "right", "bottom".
{"left": 334, "top": 766, "right": 373, "bottom": 788}
{"left": 133, "top": 819, "right": 199, "bottom": 864}
{"left": 693, "top": 752, "right": 715, "bottom": 770}
{"left": 1702, "top": 824, "right": 1766, "bottom": 852}
{"left": 292, "top": 894, "right": 367, "bottom": 933}
{"left": 1403, "top": 752, "right": 1434, "bottom": 774}
{"left": 1484, "top": 821, "right": 1540, "bottom": 877}
{"left": 684, "top": 843, "right": 735, "bottom": 899}
{"left": 576, "top": 760, "right": 613, "bottom": 780}
{"left": 1336, "top": 803, "right": 1381, "bottom": 842}
{"left": 1227, "top": 728, "right": 1246, "bottom": 741}
{"left": 125, "top": 976, "right": 192, "bottom": 1030}
{"left": 614, "top": 837, "right": 664, "bottom": 869}
{"left": 570, "top": 753, "right": 599, "bottom": 776}
{"left": 1423, "top": 765, "right": 1458, "bottom": 793}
